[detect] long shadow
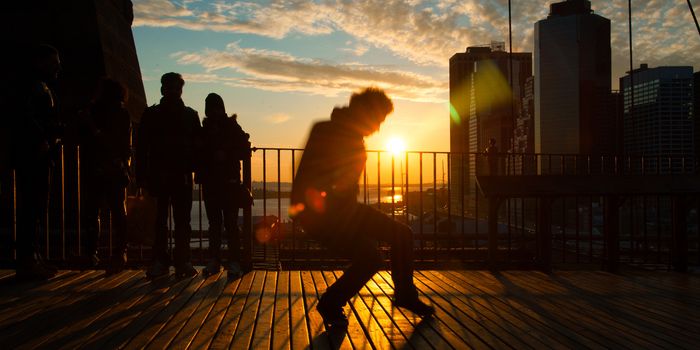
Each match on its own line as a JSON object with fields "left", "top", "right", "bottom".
{"left": 397, "top": 318, "right": 436, "bottom": 350}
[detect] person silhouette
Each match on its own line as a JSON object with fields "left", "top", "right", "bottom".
{"left": 198, "top": 93, "right": 249, "bottom": 279}
{"left": 77, "top": 78, "right": 131, "bottom": 273}
{"left": 290, "top": 87, "right": 434, "bottom": 328}
{"left": 486, "top": 137, "right": 499, "bottom": 175}
{"left": 9, "top": 44, "right": 62, "bottom": 280}
{"left": 136, "top": 72, "right": 201, "bottom": 279}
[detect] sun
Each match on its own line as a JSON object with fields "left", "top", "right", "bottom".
{"left": 386, "top": 137, "right": 407, "bottom": 155}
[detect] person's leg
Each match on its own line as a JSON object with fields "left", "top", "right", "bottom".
{"left": 171, "top": 181, "right": 194, "bottom": 274}
{"left": 105, "top": 184, "right": 127, "bottom": 273}
{"left": 152, "top": 192, "right": 170, "bottom": 265}
{"left": 203, "top": 183, "right": 223, "bottom": 261}
{"left": 82, "top": 179, "right": 101, "bottom": 264}
{"left": 355, "top": 204, "right": 433, "bottom": 316}
{"left": 15, "top": 163, "right": 54, "bottom": 278}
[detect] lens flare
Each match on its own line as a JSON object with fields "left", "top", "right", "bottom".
{"left": 386, "top": 137, "right": 406, "bottom": 155}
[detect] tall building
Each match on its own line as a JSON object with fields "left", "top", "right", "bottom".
{"left": 449, "top": 43, "right": 531, "bottom": 199}
{"left": 513, "top": 76, "right": 535, "bottom": 173}
{"left": 535, "top": 0, "right": 613, "bottom": 168}
{"left": 621, "top": 65, "right": 695, "bottom": 172}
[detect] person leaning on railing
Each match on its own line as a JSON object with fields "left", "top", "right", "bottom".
{"left": 8, "top": 44, "right": 62, "bottom": 280}
{"left": 290, "top": 87, "right": 434, "bottom": 329}
{"left": 197, "top": 92, "right": 249, "bottom": 280}
{"left": 75, "top": 78, "right": 131, "bottom": 274}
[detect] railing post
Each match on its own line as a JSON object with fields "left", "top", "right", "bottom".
{"left": 537, "top": 197, "right": 552, "bottom": 272}
{"left": 671, "top": 195, "right": 688, "bottom": 272}
{"left": 488, "top": 196, "right": 500, "bottom": 267}
{"left": 603, "top": 195, "right": 620, "bottom": 272}
{"left": 242, "top": 143, "right": 253, "bottom": 271}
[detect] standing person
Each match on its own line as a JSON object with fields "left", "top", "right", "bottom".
{"left": 9, "top": 44, "right": 62, "bottom": 280}
{"left": 77, "top": 78, "right": 131, "bottom": 273}
{"left": 136, "top": 72, "right": 201, "bottom": 278}
{"left": 486, "top": 137, "right": 499, "bottom": 175}
{"left": 199, "top": 93, "right": 249, "bottom": 279}
{"left": 290, "top": 87, "right": 434, "bottom": 329}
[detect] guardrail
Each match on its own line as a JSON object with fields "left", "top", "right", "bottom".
{"left": 1, "top": 147, "right": 698, "bottom": 271}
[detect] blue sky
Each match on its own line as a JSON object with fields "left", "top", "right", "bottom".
{"left": 132, "top": 0, "right": 700, "bottom": 152}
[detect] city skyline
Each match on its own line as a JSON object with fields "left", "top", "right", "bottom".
{"left": 132, "top": 0, "right": 700, "bottom": 152}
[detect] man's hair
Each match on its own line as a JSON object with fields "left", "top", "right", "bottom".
{"left": 349, "top": 87, "right": 394, "bottom": 119}
{"left": 161, "top": 72, "right": 185, "bottom": 88}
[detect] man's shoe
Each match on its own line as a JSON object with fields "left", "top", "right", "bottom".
{"left": 16, "top": 261, "right": 56, "bottom": 281}
{"left": 317, "top": 296, "right": 349, "bottom": 329}
{"left": 394, "top": 296, "right": 435, "bottom": 318}
{"left": 226, "top": 261, "right": 243, "bottom": 280}
{"left": 175, "top": 262, "right": 198, "bottom": 278}
{"left": 146, "top": 260, "right": 170, "bottom": 279}
{"left": 202, "top": 259, "right": 221, "bottom": 277}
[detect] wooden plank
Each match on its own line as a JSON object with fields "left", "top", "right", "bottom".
{"left": 169, "top": 272, "right": 229, "bottom": 349}
{"left": 321, "top": 270, "right": 370, "bottom": 350}
{"left": 145, "top": 274, "right": 220, "bottom": 349}
{"left": 436, "top": 270, "right": 598, "bottom": 350}
{"left": 301, "top": 270, "right": 331, "bottom": 350}
{"left": 288, "top": 271, "right": 311, "bottom": 350}
{"left": 475, "top": 271, "right": 654, "bottom": 349}
{"left": 408, "top": 271, "right": 510, "bottom": 350}
{"left": 422, "top": 270, "right": 563, "bottom": 349}
{"left": 39, "top": 271, "right": 155, "bottom": 349}
{"left": 503, "top": 271, "right": 686, "bottom": 349}
{"left": 377, "top": 271, "right": 489, "bottom": 350}
{"left": 272, "top": 270, "right": 291, "bottom": 350}
{"left": 19, "top": 270, "right": 146, "bottom": 349}
{"left": 97, "top": 275, "right": 203, "bottom": 349}
{"left": 209, "top": 272, "right": 255, "bottom": 350}
{"left": 369, "top": 272, "right": 462, "bottom": 349}
{"left": 0, "top": 270, "right": 96, "bottom": 325}
{"left": 250, "top": 271, "right": 277, "bottom": 350}
{"left": 324, "top": 270, "right": 388, "bottom": 350}
{"left": 0, "top": 270, "right": 15, "bottom": 282}
{"left": 527, "top": 271, "right": 700, "bottom": 348}
{"left": 446, "top": 270, "right": 608, "bottom": 349}
{"left": 189, "top": 275, "right": 243, "bottom": 350}
{"left": 230, "top": 270, "right": 266, "bottom": 349}
{"left": 0, "top": 270, "right": 73, "bottom": 301}
{"left": 0, "top": 270, "right": 122, "bottom": 345}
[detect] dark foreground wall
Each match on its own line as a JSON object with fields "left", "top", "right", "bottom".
{"left": 0, "top": 0, "right": 146, "bottom": 120}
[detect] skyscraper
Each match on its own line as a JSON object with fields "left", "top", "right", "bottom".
{"left": 535, "top": 0, "right": 612, "bottom": 168}
{"left": 449, "top": 43, "right": 531, "bottom": 203}
{"left": 622, "top": 64, "right": 695, "bottom": 172}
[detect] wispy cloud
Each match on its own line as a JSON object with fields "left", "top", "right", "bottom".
{"left": 135, "top": 0, "right": 700, "bottom": 85}
{"left": 265, "top": 113, "right": 291, "bottom": 124}
{"left": 172, "top": 42, "right": 446, "bottom": 103}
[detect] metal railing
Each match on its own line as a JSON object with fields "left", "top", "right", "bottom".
{"left": 1, "top": 147, "right": 698, "bottom": 270}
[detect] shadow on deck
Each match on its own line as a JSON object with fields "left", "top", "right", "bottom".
{"left": 0, "top": 269, "right": 698, "bottom": 349}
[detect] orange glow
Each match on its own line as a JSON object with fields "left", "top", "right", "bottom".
{"left": 386, "top": 137, "right": 406, "bottom": 155}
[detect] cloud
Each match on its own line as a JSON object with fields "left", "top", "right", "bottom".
{"left": 135, "top": 0, "right": 700, "bottom": 87}
{"left": 265, "top": 113, "right": 291, "bottom": 124}
{"left": 172, "top": 42, "right": 447, "bottom": 103}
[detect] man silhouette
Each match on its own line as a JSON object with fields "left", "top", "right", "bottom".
{"left": 10, "top": 44, "right": 62, "bottom": 280}
{"left": 291, "top": 87, "right": 434, "bottom": 328}
{"left": 136, "top": 72, "right": 201, "bottom": 278}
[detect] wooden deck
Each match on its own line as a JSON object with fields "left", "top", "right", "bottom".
{"left": 0, "top": 269, "right": 698, "bottom": 349}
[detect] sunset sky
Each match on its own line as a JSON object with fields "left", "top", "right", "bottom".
{"left": 132, "top": 0, "right": 700, "bottom": 153}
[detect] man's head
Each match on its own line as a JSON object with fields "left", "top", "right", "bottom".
{"left": 160, "top": 72, "right": 184, "bottom": 98}
{"left": 32, "top": 44, "right": 60, "bottom": 81}
{"left": 348, "top": 87, "right": 394, "bottom": 136}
